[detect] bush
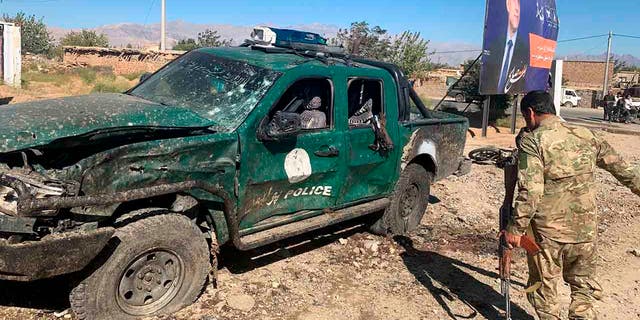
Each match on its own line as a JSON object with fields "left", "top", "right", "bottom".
{"left": 46, "top": 45, "right": 65, "bottom": 60}
{"left": 60, "top": 30, "right": 109, "bottom": 47}
{"left": 122, "top": 71, "right": 146, "bottom": 81}
{"left": 91, "top": 78, "right": 132, "bottom": 93}
{"left": 75, "top": 68, "right": 97, "bottom": 84}
{"left": 173, "top": 38, "right": 198, "bottom": 51}
{"left": 2, "top": 12, "right": 54, "bottom": 55}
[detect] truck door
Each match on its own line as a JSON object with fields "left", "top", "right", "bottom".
{"left": 237, "top": 77, "right": 346, "bottom": 229}
{"left": 339, "top": 77, "right": 399, "bottom": 204}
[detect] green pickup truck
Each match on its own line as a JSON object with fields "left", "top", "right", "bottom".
{"left": 0, "top": 46, "right": 469, "bottom": 319}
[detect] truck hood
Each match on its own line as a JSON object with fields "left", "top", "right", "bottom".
{"left": 0, "top": 93, "right": 216, "bottom": 153}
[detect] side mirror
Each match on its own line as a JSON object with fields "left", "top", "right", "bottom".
{"left": 139, "top": 72, "right": 152, "bottom": 83}
{"left": 260, "top": 111, "right": 302, "bottom": 141}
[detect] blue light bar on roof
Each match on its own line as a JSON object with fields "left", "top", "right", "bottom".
{"left": 251, "top": 26, "right": 328, "bottom": 48}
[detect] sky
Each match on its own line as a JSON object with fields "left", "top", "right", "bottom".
{"left": 0, "top": 0, "right": 639, "bottom": 57}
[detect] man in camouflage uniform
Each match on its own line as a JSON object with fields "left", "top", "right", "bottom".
{"left": 504, "top": 91, "right": 640, "bottom": 320}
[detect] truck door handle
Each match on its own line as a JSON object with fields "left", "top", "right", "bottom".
{"left": 314, "top": 146, "right": 339, "bottom": 157}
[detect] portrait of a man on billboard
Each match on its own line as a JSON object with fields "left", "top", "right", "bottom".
{"left": 480, "top": 0, "right": 559, "bottom": 95}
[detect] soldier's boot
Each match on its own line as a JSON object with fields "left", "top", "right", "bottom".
{"left": 562, "top": 242, "right": 602, "bottom": 320}
{"left": 526, "top": 240, "right": 563, "bottom": 320}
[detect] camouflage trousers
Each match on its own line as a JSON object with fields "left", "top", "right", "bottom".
{"left": 527, "top": 237, "right": 603, "bottom": 320}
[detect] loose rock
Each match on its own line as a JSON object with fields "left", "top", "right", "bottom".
{"left": 227, "top": 294, "right": 255, "bottom": 312}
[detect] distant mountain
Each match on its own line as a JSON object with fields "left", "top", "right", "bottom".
{"left": 55, "top": 21, "right": 640, "bottom": 68}
{"left": 48, "top": 20, "right": 340, "bottom": 49}
{"left": 559, "top": 53, "right": 640, "bottom": 67}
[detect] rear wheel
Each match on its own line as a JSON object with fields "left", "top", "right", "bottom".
{"left": 370, "top": 163, "right": 431, "bottom": 235}
{"left": 455, "top": 93, "right": 465, "bottom": 103}
{"left": 70, "top": 214, "right": 210, "bottom": 320}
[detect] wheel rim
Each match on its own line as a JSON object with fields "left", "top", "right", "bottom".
{"left": 469, "top": 148, "right": 499, "bottom": 162}
{"left": 400, "top": 183, "right": 420, "bottom": 218}
{"left": 116, "top": 249, "right": 185, "bottom": 316}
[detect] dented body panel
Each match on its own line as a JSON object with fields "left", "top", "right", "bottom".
{"left": 0, "top": 93, "right": 216, "bottom": 153}
{"left": 0, "top": 47, "right": 468, "bottom": 281}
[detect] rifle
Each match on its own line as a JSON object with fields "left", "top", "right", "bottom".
{"left": 498, "top": 149, "right": 541, "bottom": 320}
{"left": 369, "top": 114, "right": 394, "bottom": 153}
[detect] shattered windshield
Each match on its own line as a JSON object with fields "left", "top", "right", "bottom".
{"left": 130, "top": 50, "right": 281, "bottom": 129}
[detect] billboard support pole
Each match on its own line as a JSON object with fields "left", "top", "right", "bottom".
{"left": 510, "top": 95, "right": 519, "bottom": 134}
{"left": 433, "top": 51, "right": 484, "bottom": 111}
{"left": 482, "top": 96, "right": 490, "bottom": 137}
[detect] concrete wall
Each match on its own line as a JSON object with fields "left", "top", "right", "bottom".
{"left": 575, "top": 89, "right": 599, "bottom": 108}
{"left": 63, "top": 46, "right": 185, "bottom": 75}
{"left": 563, "top": 60, "right": 614, "bottom": 90}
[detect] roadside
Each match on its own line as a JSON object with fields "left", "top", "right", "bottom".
{"left": 560, "top": 106, "right": 640, "bottom": 136}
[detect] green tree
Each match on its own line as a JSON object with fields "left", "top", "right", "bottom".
{"left": 173, "top": 38, "right": 198, "bottom": 51}
{"left": 197, "top": 29, "right": 230, "bottom": 47}
{"left": 614, "top": 60, "right": 627, "bottom": 73}
{"left": 173, "top": 29, "right": 230, "bottom": 50}
{"left": 389, "top": 31, "right": 432, "bottom": 79}
{"left": 60, "top": 30, "right": 109, "bottom": 47}
{"left": 456, "top": 59, "right": 512, "bottom": 119}
{"left": 332, "top": 22, "right": 434, "bottom": 78}
{"left": 333, "top": 21, "right": 392, "bottom": 61}
{"left": 2, "top": 11, "right": 53, "bottom": 54}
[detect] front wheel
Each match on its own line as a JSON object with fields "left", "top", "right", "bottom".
{"left": 70, "top": 214, "right": 210, "bottom": 320}
{"left": 563, "top": 101, "right": 574, "bottom": 108}
{"left": 455, "top": 93, "right": 465, "bottom": 103}
{"left": 370, "top": 163, "right": 431, "bottom": 235}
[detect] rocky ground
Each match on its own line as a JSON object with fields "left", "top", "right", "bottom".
{"left": 1, "top": 128, "right": 639, "bottom": 320}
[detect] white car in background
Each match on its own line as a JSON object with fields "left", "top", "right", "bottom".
{"left": 624, "top": 86, "right": 640, "bottom": 108}
{"left": 561, "top": 88, "right": 581, "bottom": 108}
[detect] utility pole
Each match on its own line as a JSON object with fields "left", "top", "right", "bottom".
{"left": 160, "top": 0, "right": 166, "bottom": 51}
{"left": 603, "top": 31, "right": 613, "bottom": 94}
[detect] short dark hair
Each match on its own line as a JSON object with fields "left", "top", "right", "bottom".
{"left": 521, "top": 91, "right": 556, "bottom": 115}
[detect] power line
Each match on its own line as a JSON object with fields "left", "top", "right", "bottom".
{"left": 143, "top": 0, "right": 157, "bottom": 26}
{"left": 557, "top": 34, "right": 608, "bottom": 43}
{"left": 613, "top": 33, "right": 640, "bottom": 40}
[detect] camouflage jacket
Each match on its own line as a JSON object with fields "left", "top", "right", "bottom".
{"left": 506, "top": 116, "right": 640, "bottom": 243}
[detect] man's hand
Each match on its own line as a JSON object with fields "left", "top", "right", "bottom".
{"left": 500, "top": 231, "right": 521, "bottom": 249}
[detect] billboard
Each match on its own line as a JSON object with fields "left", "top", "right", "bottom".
{"left": 480, "top": 0, "right": 559, "bottom": 95}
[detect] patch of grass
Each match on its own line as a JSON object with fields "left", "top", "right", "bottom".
{"left": 22, "top": 71, "right": 74, "bottom": 86}
{"left": 74, "top": 68, "right": 97, "bottom": 84}
{"left": 91, "top": 77, "right": 132, "bottom": 93}
{"left": 122, "top": 71, "right": 146, "bottom": 81}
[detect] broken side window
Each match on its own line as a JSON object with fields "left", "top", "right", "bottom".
{"left": 347, "top": 78, "right": 383, "bottom": 127}
{"left": 270, "top": 78, "right": 333, "bottom": 131}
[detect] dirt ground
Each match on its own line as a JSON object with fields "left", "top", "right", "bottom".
{"left": 0, "top": 117, "right": 639, "bottom": 319}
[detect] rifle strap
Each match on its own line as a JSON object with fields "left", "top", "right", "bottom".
{"left": 524, "top": 243, "right": 544, "bottom": 294}
{"left": 524, "top": 281, "right": 542, "bottom": 293}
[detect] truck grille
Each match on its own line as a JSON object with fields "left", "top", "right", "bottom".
{"left": 0, "top": 171, "right": 67, "bottom": 216}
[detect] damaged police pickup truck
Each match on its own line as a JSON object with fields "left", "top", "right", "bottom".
{"left": 0, "top": 44, "right": 469, "bottom": 319}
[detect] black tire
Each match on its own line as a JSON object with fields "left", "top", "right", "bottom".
{"left": 370, "top": 163, "right": 431, "bottom": 235}
{"left": 70, "top": 214, "right": 210, "bottom": 320}
{"left": 468, "top": 146, "right": 500, "bottom": 165}
{"left": 563, "top": 101, "right": 574, "bottom": 108}
{"left": 455, "top": 93, "right": 465, "bottom": 103}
